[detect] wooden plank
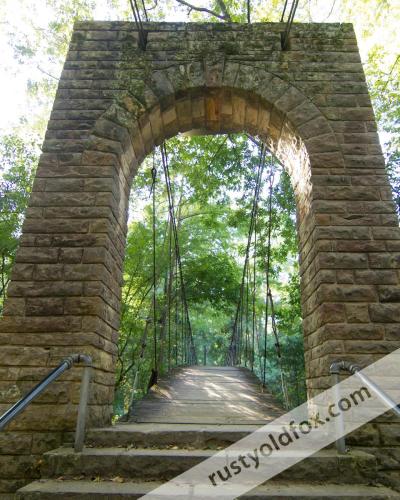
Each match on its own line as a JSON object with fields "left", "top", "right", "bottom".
{"left": 128, "top": 365, "right": 284, "bottom": 425}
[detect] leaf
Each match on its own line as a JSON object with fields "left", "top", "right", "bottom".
{"left": 111, "top": 476, "right": 125, "bottom": 483}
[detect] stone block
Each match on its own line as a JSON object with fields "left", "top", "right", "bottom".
{"left": 369, "top": 303, "right": 400, "bottom": 323}
{"left": 345, "top": 304, "right": 370, "bottom": 323}
{"left": 64, "top": 296, "right": 104, "bottom": 315}
{"left": 378, "top": 286, "right": 400, "bottom": 303}
{"left": 318, "top": 252, "right": 368, "bottom": 269}
{"left": 0, "top": 432, "right": 33, "bottom": 455}
{"left": 25, "top": 298, "right": 64, "bottom": 316}
{"left": 59, "top": 248, "right": 84, "bottom": 263}
{"left": 318, "top": 283, "right": 377, "bottom": 302}
{"left": 321, "top": 323, "right": 384, "bottom": 341}
{"left": 2, "top": 298, "right": 26, "bottom": 316}
{"left": 354, "top": 270, "right": 399, "bottom": 285}
{"left": 369, "top": 253, "right": 400, "bottom": 269}
{"left": 7, "top": 281, "right": 83, "bottom": 298}
{"left": 15, "top": 248, "right": 58, "bottom": 264}
{"left": 336, "top": 270, "right": 354, "bottom": 283}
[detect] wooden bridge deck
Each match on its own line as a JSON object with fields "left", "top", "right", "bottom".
{"left": 129, "top": 366, "right": 284, "bottom": 425}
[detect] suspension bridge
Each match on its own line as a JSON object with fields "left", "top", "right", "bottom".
{"left": 1, "top": 0, "right": 400, "bottom": 495}
{"left": 128, "top": 140, "right": 286, "bottom": 403}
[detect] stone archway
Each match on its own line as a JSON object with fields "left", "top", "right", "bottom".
{"left": 1, "top": 21, "right": 399, "bottom": 493}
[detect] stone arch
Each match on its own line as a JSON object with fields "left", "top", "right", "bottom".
{"left": 91, "top": 62, "right": 342, "bottom": 224}
{"left": 81, "top": 64, "right": 346, "bottom": 396}
{"left": 1, "top": 21, "right": 400, "bottom": 493}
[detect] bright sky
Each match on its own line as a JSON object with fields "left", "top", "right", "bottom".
{"left": 0, "top": 0, "right": 189, "bottom": 133}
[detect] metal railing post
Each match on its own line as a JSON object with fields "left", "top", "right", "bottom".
{"left": 0, "top": 353, "right": 93, "bottom": 454}
{"left": 74, "top": 355, "right": 92, "bottom": 452}
{"left": 0, "top": 357, "right": 74, "bottom": 431}
{"left": 330, "top": 363, "right": 347, "bottom": 454}
{"left": 330, "top": 358, "right": 400, "bottom": 455}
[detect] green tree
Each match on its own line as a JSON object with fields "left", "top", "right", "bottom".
{"left": 0, "top": 134, "right": 39, "bottom": 311}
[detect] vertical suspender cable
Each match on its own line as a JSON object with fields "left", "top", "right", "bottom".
{"left": 239, "top": 280, "right": 242, "bottom": 365}
{"left": 140, "top": 0, "right": 149, "bottom": 21}
{"left": 175, "top": 257, "right": 179, "bottom": 365}
{"left": 182, "top": 293, "right": 185, "bottom": 364}
{"left": 252, "top": 203, "right": 257, "bottom": 372}
{"left": 262, "top": 166, "right": 274, "bottom": 388}
{"left": 161, "top": 144, "right": 197, "bottom": 365}
{"left": 228, "top": 145, "right": 266, "bottom": 365}
{"left": 281, "top": 0, "right": 299, "bottom": 50}
{"left": 245, "top": 272, "right": 251, "bottom": 367}
{"left": 280, "top": 0, "right": 289, "bottom": 22}
{"left": 268, "top": 289, "right": 290, "bottom": 408}
{"left": 147, "top": 162, "right": 158, "bottom": 390}
{"left": 167, "top": 215, "right": 172, "bottom": 371}
{"left": 129, "top": 0, "right": 147, "bottom": 50}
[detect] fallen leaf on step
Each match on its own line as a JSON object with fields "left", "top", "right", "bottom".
{"left": 112, "top": 476, "right": 124, "bottom": 483}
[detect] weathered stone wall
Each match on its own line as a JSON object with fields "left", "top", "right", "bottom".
{"left": 0, "top": 21, "right": 399, "bottom": 493}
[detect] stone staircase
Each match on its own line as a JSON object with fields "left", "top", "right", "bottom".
{"left": 16, "top": 423, "right": 400, "bottom": 498}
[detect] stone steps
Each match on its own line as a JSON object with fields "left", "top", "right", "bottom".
{"left": 40, "top": 446, "right": 376, "bottom": 484}
{"left": 85, "top": 423, "right": 271, "bottom": 449}
{"left": 16, "top": 479, "right": 400, "bottom": 499}
{"left": 14, "top": 365, "right": 400, "bottom": 498}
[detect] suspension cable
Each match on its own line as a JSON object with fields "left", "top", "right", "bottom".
{"left": 129, "top": 0, "right": 147, "bottom": 50}
{"left": 161, "top": 144, "right": 197, "bottom": 365}
{"left": 167, "top": 214, "right": 173, "bottom": 371}
{"left": 228, "top": 144, "right": 266, "bottom": 365}
{"left": 140, "top": 0, "right": 149, "bottom": 21}
{"left": 281, "top": 0, "right": 299, "bottom": 50}
{"left": 239, "top": 274, "right": 246, "bottom": 364}
{"left": 262, "top": 166, "right": 274, "bottom": 387}
{"left": 128, "top": 315, "right": 151, "bottom": 415}
{"left": 147, "top": 160, "right": 158, "bottom": 390}
{"left": 261, "top": 159, "right": 289, "bottom": 406}
{"left": 280, "top": 0, "right": 289, "bottom": 22}
{"left": 252, "top": 200, "right": 258, "bottom": 372}
{"left": 175, "top": 258, "right": 179, "bottom": 365}
{"left": 245, "top": 271, "right": 248, "bottom": 370}
{"left": 268, "top": 289, "right": 290, "bottom": 408}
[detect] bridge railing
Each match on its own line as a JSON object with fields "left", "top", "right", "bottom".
{"left": 0, "top": 353, "right": 92, "bottom": 452}
{"left": 330, "top": 360, "right": 400, "bottom": 454}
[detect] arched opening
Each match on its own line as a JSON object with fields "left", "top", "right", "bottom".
{"left": 86, "top": 80, "right": 338, "bottom": 416}
{"left": 114, "top": 131, "right": 308, "bottom": 416}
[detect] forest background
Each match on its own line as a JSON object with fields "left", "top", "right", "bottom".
{"left": 0, "top": 0, "right": 398, "bottom": 415}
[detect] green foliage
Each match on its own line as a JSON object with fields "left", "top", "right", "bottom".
{"left": 368, "top": 49, "right": 400, "bottom": 212}
{"left": 262, "top": 331, "right": 306, "bottom": 408}
{"left": 0, "top": 134, "right": 39, "bottom": 311}
{"left": 114, "top": 133, "right": 306, "bottom": 416}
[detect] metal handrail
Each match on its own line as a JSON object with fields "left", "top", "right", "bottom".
{"left": 0, "top": 353, "right": 92, "bottom": 452}
{"left": 330, "top": 360, "right": 400, "bottom": 454}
